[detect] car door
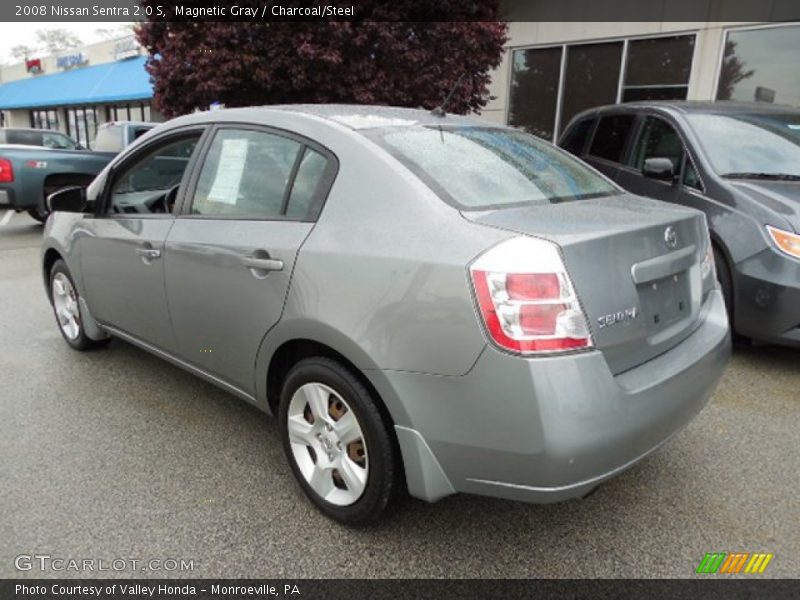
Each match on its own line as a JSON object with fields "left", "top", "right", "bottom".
{"left": 616, "top": 114, "right": 687, "bottom": 203}
{"left": 164, "top": 125, "right": 337, "bottom": 394}
{"left": 80, "top": 129, "right": 207, "bottom": 352}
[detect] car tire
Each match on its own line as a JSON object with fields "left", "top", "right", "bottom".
{"left": 27, "top": 206, "right": 49, "bottom": 223}
{"left": 278, "top": 357, "right": 402, "bottom": 525}
{"left": 713, "top": 244, "right": 748, "bottom": 344}
{"left": 49, "top": 260, "right": 109, "bottom": 351}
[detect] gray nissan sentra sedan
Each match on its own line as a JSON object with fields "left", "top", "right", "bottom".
{"left": 41, "top": 105, "right": 730, "bottom": 524}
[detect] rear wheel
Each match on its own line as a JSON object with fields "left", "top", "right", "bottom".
{"left": 49, "top": 260, "right": 109, "bottom": 351}
{"left": 278, "top": 357, "right": 401, "bottom": 525}
{"left": 27, "top": 206, "right": 49, "bottom": 223}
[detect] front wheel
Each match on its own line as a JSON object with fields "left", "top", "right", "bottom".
{"left": 279, "top": 357, "right": 402, "bottom": 525}
{"left": 49, "top": 260, "right": 109, "bottom": 351}
{"left": 713, "top": 245, "right": 748, "bottom": 345}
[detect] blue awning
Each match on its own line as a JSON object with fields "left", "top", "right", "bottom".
{"left": 0, "top": 56, "right": 153, "bottom": 110}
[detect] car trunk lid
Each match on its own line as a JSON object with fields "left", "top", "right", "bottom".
{"left": 463, "top": 194, "right": 709, "bottom": 374}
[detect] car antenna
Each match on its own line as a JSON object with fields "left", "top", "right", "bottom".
{"left": 430, "top": 73, "right": 465, "bottom": 118}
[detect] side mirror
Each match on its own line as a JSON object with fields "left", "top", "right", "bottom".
{"left": 642, "top": 157, "right": 676, "bottom": 181}
{"left": 47, "top": 186, "right": 87, "bottom": 213}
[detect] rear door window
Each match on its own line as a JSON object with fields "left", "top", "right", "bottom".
{"left": 190, "top": 128, "right": 334, "bottom": 221}
{"left": 588, "top": 114, "right": 635, "bottom": 163}
{"left": 191, "top": 129, "right": 300, "bottom": 219}
{"left": 285, "top": 148, "right": 330, "bottom": 220}
{"left": 560, "top": 117, "right": 595, "bottom": 156}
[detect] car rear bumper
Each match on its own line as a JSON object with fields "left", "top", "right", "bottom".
{"left": 0, "top": 187, "right": 15, "bottom": 208}
{"left": 383, "top": 290, "right": 730, "bottom": 503}
{"left": 733, "top": 247, "right": 800, "bottom": 347}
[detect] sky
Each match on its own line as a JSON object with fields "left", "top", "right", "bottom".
{"left": 0, "top": 22, "right": 133, "bottom": 65}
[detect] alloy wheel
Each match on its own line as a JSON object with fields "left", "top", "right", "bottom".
{"left": 52, "top": 272, "right": 81, "bottom": 340}
{"left": 286, "top": 382, "right": 369, "bottom": 506}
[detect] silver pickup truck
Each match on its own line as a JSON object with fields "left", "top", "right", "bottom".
{"left": 0, "top": 122, "right": 155, "bottom": 222}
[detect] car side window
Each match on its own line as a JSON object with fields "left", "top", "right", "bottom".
{"left": 631, "top": 116, "right": 684, "bottom": 173}
{"left": 191, "top": 129, "right": 302, "bottom": 219}
{"left": 109, "top": 135, "right": 201, "bottom": 215}
{"left": 285, "top": 148, "right": 330, "bottom": 219}
{"left": 682, "top": 159, "right": 703, "bottom": 191}
{"left": 8, "top": 130, "right": 43, "bottom": 146}
{"left": 588, "top": 114, "right": 635, "bottom": 163}
{"left": 560, "top": 118, "right": 595, "bottom": 156}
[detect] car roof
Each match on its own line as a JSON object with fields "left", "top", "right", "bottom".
{"left": 168, "top": 104, "right": 496, "bottom": 131}
{"left": 573, "top": 100, "right": 800, "bottom": 121}
{"left": 99, "top": 121, "right": 154, "bottom": 128}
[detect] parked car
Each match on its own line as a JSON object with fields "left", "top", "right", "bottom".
{"left": 0, "top": 144, "right": 115, "bottom": 222}
{"left": 0, "top": 122, "right": 156, "bottom": 222}
{"left": 42, "top": 105, "right": 730, "bottom": 524}
{"left": 559, "top": 101, "right": 800, "bottom": 347}
{"left": 93, "top": 121, "right": 156, "bottom": 153}
{"left": 0, "top": 127, "right": 81, "bottom": 149}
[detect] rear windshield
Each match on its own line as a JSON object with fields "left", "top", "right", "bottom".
{"left": 371, "top": 126, "right": 618, "bottom": 210}
{"left": 7, "top": 130, "right": 44, "bottom": 146}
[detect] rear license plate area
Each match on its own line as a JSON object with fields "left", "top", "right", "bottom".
{"left": 638, "top": 271, "right": 691, "bottom": 334}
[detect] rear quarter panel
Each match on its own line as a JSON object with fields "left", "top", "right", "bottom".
{"left": 251, "top": 115, "right": 509, "bottom": 394}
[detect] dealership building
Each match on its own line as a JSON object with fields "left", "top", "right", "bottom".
{"left": 0, "top": 35, "right": 161, "bottom": 148}
{"left": 483, "top": 5, "right": 800, "bottom": 140}
{"left": 0, "top": 8, "right": 798, "bottom": 147}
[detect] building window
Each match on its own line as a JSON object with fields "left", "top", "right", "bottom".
{"left": 65, "top": 106, "right": 98, "bottom": 149}
{"left": 622, "top": 35, "right": 695, "bottom": 102}
{"left": 560, "top": 42, "right": 623, "bottom": 134}
{"left": 717, "top": 24, "right": 800, "bottom": 107}
{"left": 30, "top": 109, "right": 60, "bottom": 131}
{"left": 508, "top": 33, "right": 696, "bottom": 142}
{"left": 108, "top": 102, "right": 152, "bottom": 122}
{"left": 508, "top": 46, "right": 563, "bottom": 141}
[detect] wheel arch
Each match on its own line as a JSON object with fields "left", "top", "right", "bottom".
{"left": 261, "top": 332, "right": 409, "bottom": 428}
{"left": 708, "top": 231, "right": 736, "bottom": 323}
{"left": 259, "top": 330, "right": 455, "bottom": 503}
{"left": 42, "top": 247, "right": 64, "bottom": 301}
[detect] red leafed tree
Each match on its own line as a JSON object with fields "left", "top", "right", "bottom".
{"left": 136, "top": 3, "right": 508, "bottom": 118}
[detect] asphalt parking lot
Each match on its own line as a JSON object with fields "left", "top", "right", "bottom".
{"left": 1, "top": 209, "right": 798, "bottom": 579}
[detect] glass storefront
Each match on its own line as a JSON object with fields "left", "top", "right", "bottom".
{"left": 108, "top": 103, "right": 152, "bottom": 122}
{"left": 717, "top": 24, "right": 800, "bottom": 107}
{"left": 30, "top": 109, "right": 59, "bottom": 131}
{"left": 509, "top": 34, "right": 696, "bottom": 141}
{"left": 26, "top": 102, "right": 153, "bottom": 148}
{"left": 65, "top": 106, "right": 98, "bottom": 149}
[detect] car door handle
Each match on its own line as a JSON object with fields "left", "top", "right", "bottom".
{"left": 136, "top": 248, "right": 161, "bottom": 260}
{"left": 242, "top": 256, "right": 283, "bottom": 272}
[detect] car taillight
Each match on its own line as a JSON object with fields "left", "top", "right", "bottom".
{"left": 0, "top": 158, "right": 13, "bottom": 183}
{"left": 766, "top": 225, "right": 800, "bottom": 260}
{"left": 469, "top": 237, "right": 593, "bottom": 354}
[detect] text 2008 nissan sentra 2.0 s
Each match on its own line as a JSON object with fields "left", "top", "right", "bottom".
{"left": 41, "top": 105, "right": 730, "bottom": 524}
